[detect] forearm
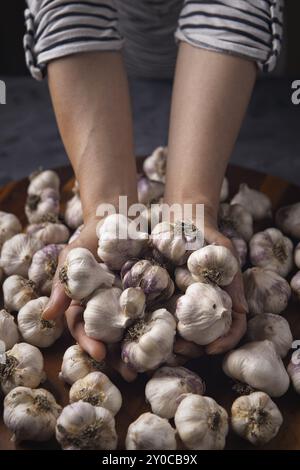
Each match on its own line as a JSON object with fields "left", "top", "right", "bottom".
{"left": 48, "top": 51, "right": 137, "bottom": 221}
{"left": 165, "top": 43, "right": 256, "bottom": 221}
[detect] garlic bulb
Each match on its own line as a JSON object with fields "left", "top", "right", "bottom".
{"left": 231, "top": 235, "right": 248, "bottom": 267}
{"left": 56, "top": 401, "right": 117, "bottom": 450}
{"left": 247, "top": 313, "right": 292, "bottom": 358}
{"left": 219, "top": 203, "right": 253, "bottom": 242}
{"left": 64, "top": 193, "right": 83, "bottom": 229}
{"left": 59, "top": 344, "right": 105, "bottom": 385}
{"left": 220, "top": 177, "right": 229, "bottom": 202}
{"left": 243, "top": 267, "right": 291, "bottom": 315}
{"left": 276, "top": 202, "right": 300, "bottom": 239}
{"left": 249, "top": 228, "right": 293, "bottom": 277}
{"left": 287, "top": 349, "right": 300, "bottom": 394}
{"left": 145, "top": 366, "right": 205, "bottom": 419}
{"left": 295, "top": 243, "right": 300, "bottom": 269}
{"left": 126, "top": 412, "right": 177, "bottom": 450}
{"left": 174, "top": 266, "right": 195, "bottom": 292}
{"left": 0, "top": 211, "right": 22, "bottom": 249}
{"left": 25, "top": 188, "right": 60, "bottom": 223}
{"left": 137, "top": 175, "right": 164, "bottom": 205}
{"left": 28, "top": 244, "right": 64, "bottom": 295}
{"left": 84, "top": 287, "right": 145, "bottom": 343}
{"left": 28, "top": 169, "right": 60, "bottom": 196}
{"left": 4, "top": 386, "right": 62, "bottom": 442}
{"left": 18, "top": 296, "right": 64, "bottom": 348}
{"left": 97, "top": 214, "right": 148, "bottom": 270}
{"left": 122, "top": 308, "right": 176, "bottom": 372}
{"left": 187, "top": 245, "right": 238, "bottom": 286}
{"left": 0, "top": 309, "right": 19, "bottom": 350}
{"left": 68, "top": 224, "right": 84, "bottom": 244}
{"left": 143, "top": 146, "right": 167, "bottom": 183}
{"left": 121, "top": 259, "right": 174, "bottom": 305}
{"left": 175, "top": 282, "right": 232, "bottom": 346}
{"left": 151, "top": 221, "right": 203, "bottom": 266}
{"left": 174, "top": 394, "right": 229, "bottom": 450}
{"left": 0, "top": 342, "right": 45, "bottom": 395}
{"left": 59, "top": 247, "right": 115, "bottom": 300}
{"left": 231, "top": 392, "right": 283, "bottom": 445}
{"left": 138, "top": 204, "right": 163, "bottom": 234}
{"left": 223, "top": 340, "right": 290, "bottom": 397}
{"left": 231, "top": 184, "right": 272, "bottom": 221}
{"left": 291, "top": 271, "right": 300, "bottom": 299}
{"left": 69, "top": 372, "right": 122, "bottom": 416}
{"left": 27, "top": 220, "right": 69, "bottom": 244}
{"left": 0, "top": 233, "right": 43, "bottom": 277}
{"left": 3, "top": 274, "right": 37, "bottom": 311}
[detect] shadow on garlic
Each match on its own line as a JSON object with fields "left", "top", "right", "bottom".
{"left": 28, "top": 244, "right": 64, "bottom": 295}
{"left": 223, "top": 340, "right": 290, "bottom": 397}
{"left": 26, "top": 220, "right": 69, "bottom": 245}
{"left": 0, "top": 309, "right": 19, "bottom": 350}
{"left": 174, "top": 266, "right": 195, "bottom": 292}
{"left": 174, "top": 394, "right": 229, "bottom": 450}
{"left": 126, "top": 412, "right": 177, "bottom": 450}
{"left": 18, "top": 297, "right": 64, "bottom": 348}
{"left": 143, "top": 146, "right": 167, "bottom": 184}
{"left": 4, "top": 386, "right": 62, "bottom": 442}
{"left": 287, "top": 349, "right": 300, "bottom": 394}
{"left": 28, "top": 169, "right": 60, "bottom": 196}
{"left": 145, "top": 366, "right": 205, "bottom": 419}
{"left": 56, "top": 401, "right": 117, "bottom": 450}
{"left": 219, "top": 203, "right": 253, "bottom": 242}
{"left": 231, "top": 184, "right": 272, "bottom": 221}
{"left": 0, "top": 234, "right": 44, "bottom": 277}
{"left": 137, "top": 175, "right": 164, "bottom": 206}
{"left": 231, "top": 391, "right": 283, "bottom": 445}
{"left": 25, "top": 188, "right": 60, "bottom": 224}
{"left": 0, "top": 211, "right": 22, "bottom": 250}
{"left": 3, "top": 274, "right": 37, "bottom": 312}
{"left": 59, "top": 344, "right": 106, "bottom": 385}
{"left": 291, "top": 271, "right": 300, "bottom": 300}
{"left": 276, "top": 202, "right": 300, "bottom": 239}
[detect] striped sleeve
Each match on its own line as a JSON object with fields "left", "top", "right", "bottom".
{"left": 175, "top": 0, "right": 284, "bottom": 72}
{"left": 24, "top": 0, "right": 124, "bottom": 80}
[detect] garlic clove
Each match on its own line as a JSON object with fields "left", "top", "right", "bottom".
{"left": 249, "top": 228, "right": 293, "bottom": 278}
{"left": 126, "top": 412, "right": 177, "bottom": 450}
{"left": 291, "top": 271, "right": 300, "bottom": 300}
{"left": 3, "top": 274, "right": 38, "bottom": 312}
{"left": 0, "top": 233, "right": 44, "bottom": 277}
{"left": 143, "top": 146, "right": 167, "bottom": 184}
{"left": 27, "top": 221, "right": 69, "bottom": 245}
{"left": 287, "top": 349, "right": 300, "bottom": 394}
{"left": 219, "top": 203, "right": 253, "bottom": 242}
{"left": 56, "top": 401, "right": 118, "bottom": 450}
{"left": 69, "top": 371, "right": 122, "bottom": 416}
{"left": 64, "top": 193, "right": 83, "bottom": 229}
{"left": 243, "top": 267, "right": 291, "bottom": 315}
{"left": 145, "top": 366, "right": 205, "bottom": 419}
{"left": 220, "top": 177, "right": 229, "bottom": 202}
{"left": 119, "top": 287, "right": 146, "bottom": 320}
{"left": 231, "top": 391, "right": 283, "bottom": 445}
{"left": 174, "top": 394, "right": 229, "bottom": 450}
{"left": 18, "top": 296, "right": 64, "bottom": 348}
{"left": 28, "top": 169, "right": 60, "bottom": 196}
{"left": 137, "top": 175, "right": 165, "bottom": 206}
{"left": 231, "top": 184, "right": 272, "bottom": 221}
{"left": 187, "top": 245, "right": 238, "bottom": 286}
{"left": 223, "top": 340, "right": 290, "bottom": 397}
{"left": 175, "top": 282, "right": 232, "bottom": 346}
{"left": 247, "top": 313, "right": 293, "bottom": 358}
{"left": 0, "top": 309, "right": 19, "bottom": 350}
{"left": 276, "top": 202, "right": 300, "bottom": 239}
{"left": 174, "top": 266, "right": 196, "bottom": 292}
{"left": 59, "top": 344, "right": 105, "bottom": 385}
{"left": 28, "top": 244, "right": 64, "bottom": 295}
{"left": 0, "top": 211, "right": 22, "bottom": 249}
{"left": 25, "top": 188, "right": 60, "bottom": 224}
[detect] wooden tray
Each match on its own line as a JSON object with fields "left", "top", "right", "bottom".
{"left": 0, "top": 163, "right": 300, "bottom": 451}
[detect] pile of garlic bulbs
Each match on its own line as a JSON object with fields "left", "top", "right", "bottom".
{"left": 1, "top": 147, "right": 300, "bottom": 450}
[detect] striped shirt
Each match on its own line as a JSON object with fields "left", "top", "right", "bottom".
{"left": 24, "top": 0, "right": 284, "bottom": 81}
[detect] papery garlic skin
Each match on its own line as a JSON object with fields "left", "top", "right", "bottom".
{"left": 145, "top": 366, "right": 205, "bottom": 419}
{"left": 143, "top": 146, "right": 167, "bottom": 183}
{"left": 64, "top": 194, "right": 83, "bottom": 229}
{"left": 28, "top": 169, "right": 60, "bottom": 196}
{"left": 3, "top": 274, "right": 37, "bottom": 311}
{"left": 220, "top": 177, "right": 229, "bottom": 202}
{"left": 28, "top": 244, "right": 64, "bottom": 295}
{"left": 59, "top": 344, "right": 105, "bottom": 385}
{"left": 291, "top": 271, "right": 300, "bottom": 299}
{"left": 18, "top": 297, "right": 64, "bottom": 348}
{"left": 4, "top": 386, "right": 62, "bottom": 442}
{"left": 249, "top": 228, "right": 293, "bottom": 278}
{"left": 0, "top": 234, "right": 44, "bottom": 277}
{"left": 174, "top": 394, "right": 229, "bottom": 450}
{"left": 174, "top": 266, "right": 196, "bottom": 292}
{"left": 25, "top": 188, "right": 60, "bottom": 224}
{"left": 187, "top": 245, "right": 238, "bottom": 287}
{"left": 231, "top": 392, "right": 283, "bottom": 445}
{"left": 126, "top": 412, "right": 176, "bottom": 450}
{"left": 137, "top": 175, "right": 164, "bottom": 205}
{"left": 0, "top": 211, "right": 22, "bottom": 249}
{"left": 175, "top": 282, "right": 232, "bottom": 346}
{"left": 287, "top": 350, "right": 300, "bottom": 394}
{"left": 295, "top": 243, "right": 300, "bottom": 269}
{"left": 247, "top": 313, "right": 292, "bottom": 358}
{"left": 27, "top": 221, "right": 69, "bottom": 245}
{"left": 69, "top": 371, "right": 122, "bottom": 416}
{"left": 122, "top": 309, "right": 176, "bottom": 372}
{"left": 276, "top": 202, "right": 300, "bottom": 239}
{"left": 56, "top": 401, "right": 117, "bottom": 450}
{"left": 223, "top": 340, "right": 290, "bottom": 397}
{"left": 97, "top": 214, "right": 148, "bottom": 270}
{"left": 68, "top": 224, "right": 84, "bottom": 244}
{"left": 121, "top": 259, "right": 174, "bottom": 305}
{"left": 84, "top": 286, "right": 145, "bottom": 343}
{"left": 0, "top": 342, "right": 45, "bottom": 395}
{"left": 219, "top": 203, "right": 253, "bottom": 242}
{"left": 59, "top": 247, "right": 115, "bottom": 300}
{"left": 231, "top": 184, "right": 272, "bottom": 221}
{"left": 0, "top": 310, "right": 19, "bottom": 350}
{"left": 243, "top": 267, "right": 291, "bottom": 315}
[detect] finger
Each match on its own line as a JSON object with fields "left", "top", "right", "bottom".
{"left": 107, "top": 345, "right": 137, "bottom": 382}
{"left": 43, "top": 280, "right": 71, "bottom": 321}
{"left": 174, "top": 338, "right": 204, "bottom": 358}
{"left": 206, "top": 312, "right": 247, "bottom": 355}
{"left": 66, "top": 302, "right": 106, "bottom": 362}
{"left": 224, "top": 270, "right": 248, "bottom": 315}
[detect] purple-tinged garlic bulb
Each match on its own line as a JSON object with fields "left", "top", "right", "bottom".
{"left": 276, "top": 202, "right": 300, "bottom": 239}
{"left": 27, "top": 169, "right": 60, "bottom": 196}
{"left": 0, "top": 211, "right": 22, "bottom": 250}
{"left": 27, "top": 220, "right": 69, "bottom": 245}
{"left": 219, "top": 203, "right": 253, "bottom": 242}
{"left": 3, "top": 275, "right": 37, "bottom": 312}
{"left": 291, "top": 271, "right": 300, "bottom": 300}
{"left": 126, "top": 412, "right": 177, "bottom": 450}
{"left": 0, "top": 234, "right": 43, "bottom": 277}
{"left": 231, "top": 184, "right": 272, "bottom": 221}
{"left": 25, "top": 188, "right": 60, "bottom": 224}
{"left": 137, "top": 175, "right": 164, "bottom": 206}
{"left": 28, "top": 244, "right": 64, "bottom": 295}
{"left": 288, "top": 349, "right": 300, "bottom": 394}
